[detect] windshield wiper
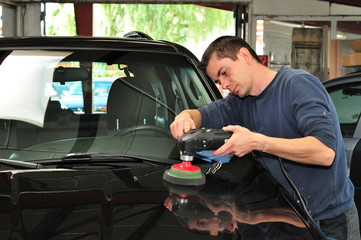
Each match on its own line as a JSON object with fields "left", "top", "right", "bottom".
{"left": 0, "top": 158, "right": 44, "bottom": 169}
{"left": 33, "top": 152, "right": 178, "bottom": 166}
{"left": 0, "top": 153, "right": 179, "bottom": 170}
{"left": 62, "top": 152, "right": 93, "bottom": 161}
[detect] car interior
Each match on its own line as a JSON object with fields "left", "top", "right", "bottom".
{"left": 0, "top": 50, "right": 212, "bottom": 161}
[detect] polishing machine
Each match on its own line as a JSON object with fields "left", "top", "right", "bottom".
{"left": 163, "top": 128, "right": 232, "bottom": 186}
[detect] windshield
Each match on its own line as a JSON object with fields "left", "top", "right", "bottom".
{"left": 0, "top": 50, "right": 212, "bottom": 161}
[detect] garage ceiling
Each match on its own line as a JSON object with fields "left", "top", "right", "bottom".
{"left": 1, "top": 0, "right": 361, "bottom": 12}
{"left": 2, "top": 0, "right": 359, "bottom": 36}
{"left": 1, "top": 0, "right": 360, "bottom": 7}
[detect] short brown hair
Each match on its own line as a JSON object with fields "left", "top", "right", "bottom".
{"left": 199, "top": 36, "right": 261, "bottom": 71}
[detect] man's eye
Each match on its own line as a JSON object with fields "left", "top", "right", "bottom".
{"left": 214, "top": 80, "right": 220, "bottom": 84}
{"left": 197, "top": 220, "right": 206, "bottom": 227}
{"left": 222, "top": 70, "right": 227, "bottom": 76}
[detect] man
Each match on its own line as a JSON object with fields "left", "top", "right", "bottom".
{"left": 170, "top": 36, "right": 360, "bottom": 239}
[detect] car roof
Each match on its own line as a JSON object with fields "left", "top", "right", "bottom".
{"left": 324, "top": 71, "right": 361, "bottom": 87}
{"left": 0, "top": 36, "right": 198, "bottom": 60}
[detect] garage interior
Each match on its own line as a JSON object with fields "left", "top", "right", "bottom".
{"left": 0, "top": 0, "right": 361, "bottom": 81}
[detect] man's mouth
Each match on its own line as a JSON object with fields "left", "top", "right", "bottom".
{"left": 232, "top": 86, "right": 237, "bottom": 94}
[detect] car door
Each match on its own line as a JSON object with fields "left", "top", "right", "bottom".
{"left": 325, "top": 75, "right": 361, "bottom": 170}
{"left": 325, "top": 74, "right": 361, "bottom": 229}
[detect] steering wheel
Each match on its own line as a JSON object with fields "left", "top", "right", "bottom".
{"left": 115, "top": 125, "right": 172, "bottom": 137}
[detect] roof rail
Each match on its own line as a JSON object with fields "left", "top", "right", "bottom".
{"left": 123, "top": 31, "right": 153, "bottom": 40}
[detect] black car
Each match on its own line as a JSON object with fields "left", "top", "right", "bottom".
{"left": 0, "top": 35, "right": 326, "bottom": 239}
{"left": 324, "top": 72, "right": 361, "bottom": 230}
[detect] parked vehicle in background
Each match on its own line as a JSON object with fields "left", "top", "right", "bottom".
{"left": 0, "top": 35, "right": 326, "bottom": 239}
{"left": 58, "top": 78, "right": 115, "bottom": 114}
{"left": 324, "top": 71, "right": 361, "bottom": 230}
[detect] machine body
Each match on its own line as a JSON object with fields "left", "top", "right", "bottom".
{"left": 178, "top": 128, "right": 233, "bottom": 161}
{"left": 163, "top": 128, "right": 232, "bottom": 186}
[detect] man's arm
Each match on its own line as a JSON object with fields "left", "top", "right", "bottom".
{"left": 256, "top": 134, "right": 335, "bottom": 166}
{"left": 170, "top": 109, "right": 202, "bottom": 139}
{"left": 212, "top": 125, "right": 335, "bottom": 166}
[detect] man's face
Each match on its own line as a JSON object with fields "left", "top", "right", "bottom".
{"left": 187, "top": 217, "right": 236, "bottom": 236}
{"left": 206, "top": 50, "right": 251, "bottom": 98}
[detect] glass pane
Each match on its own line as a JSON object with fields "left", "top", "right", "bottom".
{"left": 0, "top": 49, "right": 212, "bottom": 160}
{"left": 328, "top": 83, "right": 361, "bottom": 137}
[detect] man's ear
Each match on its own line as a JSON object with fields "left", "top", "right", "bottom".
{"left": 238, "top": 47, "right": 251, "bottom": 63}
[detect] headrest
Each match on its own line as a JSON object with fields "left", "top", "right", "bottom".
{"left": 47, "top": 100, "right": 61, "bottom": 111}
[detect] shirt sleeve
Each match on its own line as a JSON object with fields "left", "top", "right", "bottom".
{"left": 288, "top": 73, "right": 337, "bottom": 152}
{"left": 198, "top": 94, "right": 241, "bottom": 129}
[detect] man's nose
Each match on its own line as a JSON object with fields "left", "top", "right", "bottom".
{"left": 220, "top": 79, "right": 230, "bottom": 90}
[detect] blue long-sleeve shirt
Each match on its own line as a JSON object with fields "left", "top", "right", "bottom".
{"left": 198, "top": 66, "right": 354, "bottom": 220}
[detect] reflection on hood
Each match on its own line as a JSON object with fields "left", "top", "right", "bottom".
{"left": 164, "top": 154, "right": 314, "bottom": 239}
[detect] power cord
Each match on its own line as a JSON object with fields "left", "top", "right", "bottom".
{"left": 278, "top": 156, "right": 317, "bottom": 226}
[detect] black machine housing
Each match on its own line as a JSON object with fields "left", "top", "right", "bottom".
{"left": 178, "top": 128, "right": 232, "bottom": 161}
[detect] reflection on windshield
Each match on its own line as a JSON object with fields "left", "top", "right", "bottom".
{"left": 0, "top": 50, "right": 212, "bottom": 162}
{"left": 0, "top": 51, "right": 72, "bottom": 127}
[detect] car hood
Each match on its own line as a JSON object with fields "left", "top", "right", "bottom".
{"left": 0, "top": 155, "right": 324, "bottom": 240}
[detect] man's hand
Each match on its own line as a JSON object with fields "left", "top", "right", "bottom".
{"left": 170, "top": 113, "right": 196, "bottom": 139}
{"left": 212, "top": 125, "right": 256, "bottom": 157}
{"left": 170, "top": 110, "right": 201, "bottom": 139}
